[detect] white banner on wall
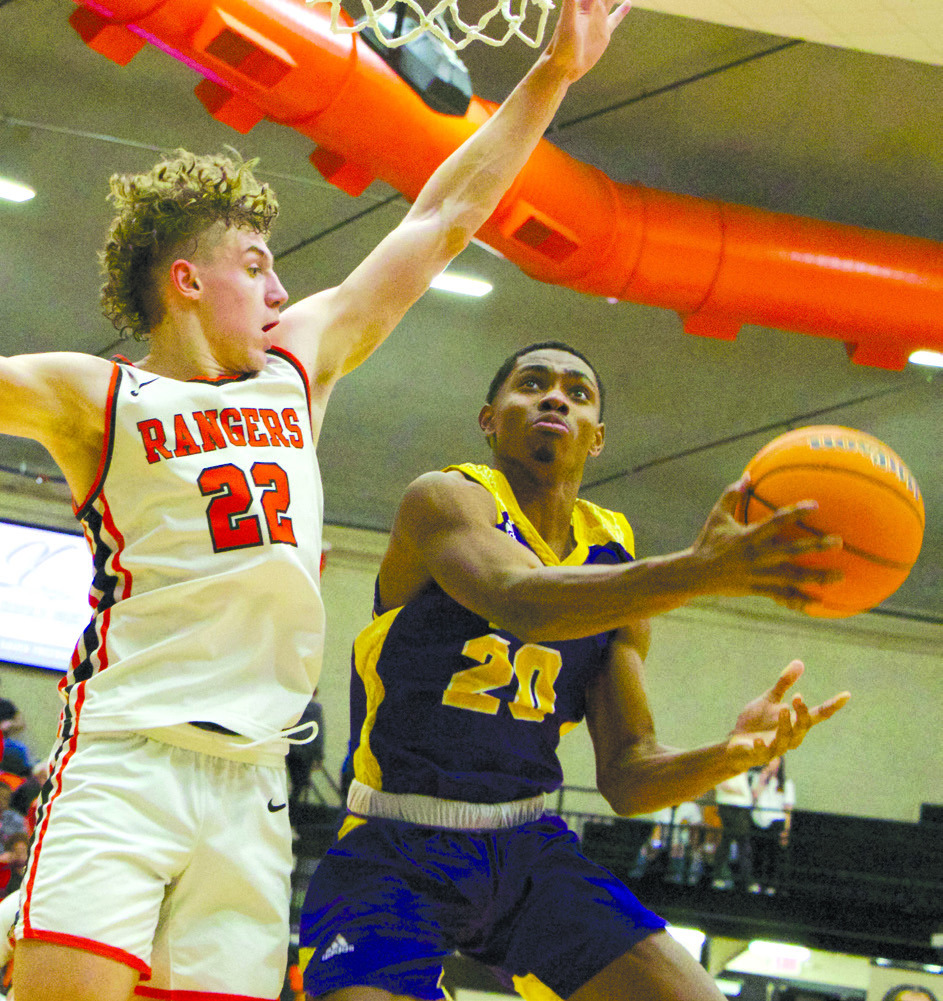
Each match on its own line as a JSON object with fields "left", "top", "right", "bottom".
{"left": 0, "top": 520, "right": 92, "bottom": 672}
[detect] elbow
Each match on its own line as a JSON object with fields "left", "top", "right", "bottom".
{"left": 600, "top": 787, "right": 640, "bottom": 819}
{"left": 596, "top": 769, "right": 639, "bottom": 818}
{"left": 595, "top": 740, "right": 664, "bottom": 817}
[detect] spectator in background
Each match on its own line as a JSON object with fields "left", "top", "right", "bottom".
{"left": 713, "top": 770, "right": 755, "bottom": 891}
{"left": 631, "top": 800, "right": 703, "bottom": 884}
{"left": 0, "top": 832, "right": 30, "bottom": 899}
{"left": 0, "top": 701, "right": 34, "bottom": 780}
{"left": 8, "top": 780, "right": 39, "bottom": 838}
{"left": 663, "top": 800, "right": 705, "bottom": 886}
{"left": 749, "top": 755, "right": 795, "bottom": 893}
{"left": 0, "top": 785, "right": 26, "bottom": 845}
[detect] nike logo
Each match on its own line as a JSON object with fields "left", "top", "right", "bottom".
{"left": 267, "top": 799, "right": 288, "bottom": 812}
{"left": 130, "top": 378, "right": 160, "bottom": 397}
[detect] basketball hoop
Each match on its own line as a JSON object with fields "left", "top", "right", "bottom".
{"left": 309, "top": 0, "right": 556, "bottom": 50}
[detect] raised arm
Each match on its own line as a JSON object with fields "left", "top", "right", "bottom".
{"left": 0, "top": 353, "right": 114, "bottom": 501}
{"left": 586, "top": 647, "right": 850, "bottom": 816}
{"left": 274, "top": 0, "right": 632, "bottom": 398}
{"left": 378, "top": 471, "right": 844, "bottom": 638}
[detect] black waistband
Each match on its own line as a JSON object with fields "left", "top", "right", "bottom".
{"left": 189, "top": 721, "right": 241, "bottom": 736}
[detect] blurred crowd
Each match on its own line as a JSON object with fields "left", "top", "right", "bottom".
{"left": 0, "top": 698, "right": 43, "bottom": 902}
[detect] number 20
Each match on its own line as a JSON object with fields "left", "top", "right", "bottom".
{"left": 442, "top": 634, "right": 562, "bottom": 722}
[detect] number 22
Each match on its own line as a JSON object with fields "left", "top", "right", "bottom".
{"left": 198, "top": 462, "right": 297, "bottom": 553}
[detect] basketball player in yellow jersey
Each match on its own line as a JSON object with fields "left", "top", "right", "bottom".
{"left": 299, "top": 341, "right": 850, "bottom": 1001}
{"left": 0, "top": 3, "right": 637, "bottom": 999}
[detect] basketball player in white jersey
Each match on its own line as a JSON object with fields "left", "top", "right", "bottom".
{"left": 1, "top": 4, "right": 635, "bottom": 996}
{"left": 0, "top": 1, "right": 844, "bottom": 998}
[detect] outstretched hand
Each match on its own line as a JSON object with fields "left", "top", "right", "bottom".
{"left": 544, "top": 0, "right": 632, "bottom": 82}
{"left": 726, "top": 660, "right": 850, "bottom": 768}
{"left": 690, "top": 474, "right": 843, "bottom": 610}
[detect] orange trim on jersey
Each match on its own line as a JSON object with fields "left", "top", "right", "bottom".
{"left": 19, "top": 928, "right": 150, "bottom": 977}
{"left": 69, "top": 605, "right": 112, "bottom": 695}
{"left": 269, "top": 346, "right": 313, "bottom": 443}
{"left": 135, "top": 986, "right": 275, "bottom": 999}
{"left": 74, "top": 362, "right": 122, "bottom": 517}
{"left": 100, "top": 491, "right": 134, "bottom": 602}
{"left": 268, "top": 346, "right": 311, "bottom": 413}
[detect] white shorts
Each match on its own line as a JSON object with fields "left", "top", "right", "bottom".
{"left": 15, "top": 729, "right": 292, "bottom": 1000}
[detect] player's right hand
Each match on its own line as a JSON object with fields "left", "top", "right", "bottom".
{"left": 689, "top": 475, "right": 843, "bottom": 608}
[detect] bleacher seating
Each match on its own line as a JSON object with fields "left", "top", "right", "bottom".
{"left": 779, "top": 809, "right": 943, "bottom": 913}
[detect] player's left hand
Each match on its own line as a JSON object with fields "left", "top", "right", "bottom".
{"left": 545, "top": 0, "right": 632, "bottom": 82}
{"left": 725, "top": 660, "right": 850, "bottom": 767}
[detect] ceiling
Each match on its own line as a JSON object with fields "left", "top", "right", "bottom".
{"left": 0, "top": 0, "right": 941, "bottom": 622}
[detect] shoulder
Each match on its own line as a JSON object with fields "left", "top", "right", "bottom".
{"left": 6, "top": 350, "right": 113, "bottom": 390}
{"left": 1, "top": 351, "right": 115, "bottom": 434}
{"left": 398, "top": 469, "right": 496, "bottom": 529}
{"left": 379, "top": 469, "right": 493, "bottom": 611}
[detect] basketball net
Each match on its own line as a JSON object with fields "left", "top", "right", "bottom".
{"left": 309, "top": 0, "right": 556, "bottom": 50}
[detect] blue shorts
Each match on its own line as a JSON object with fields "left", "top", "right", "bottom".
{"left": 299, "top": 814, "right": 666, "bottom": 1000}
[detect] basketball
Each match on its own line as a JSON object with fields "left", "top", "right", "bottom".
{"left": 738, "top": 425, "right": 925, "bottom": 618}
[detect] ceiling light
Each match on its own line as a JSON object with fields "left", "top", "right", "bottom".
{"left": 0, "top": 178, "right": 36, "bottom": 203}
{"left": 430, "top": 272, "right": 492, "bottom": 297}
{"left": 909, "top": 349, "right": 943, "bottom": 369}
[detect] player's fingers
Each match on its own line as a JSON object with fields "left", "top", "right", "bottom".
{"left": 768, "top": 661, "right": 804, "bottom": 702}
{"left": 778, "top": 533, "right": 843, "bottom": 556}
{"left": 767, "top": 707, "right": 792, "bottom": 756}
{"left": 746, "top": 505, "right": 831, "bottom": 547}
{"left": 715, "top": 476, "right": 749, "bottom": 518}
{"left": 760, "top": 563, "right": 843, "bottom": 586}
{"left": 607, "top": 2, "right": 632, "bottom": 29}
{"left": 744, "top": 501, "right": 817, "bottom": 543}
{"left": 769, "top": 588, "right": 814, "bottom": 613}
{"left": 810, "top": 691, "right": 851, "bottom": 723}
{"left": 767, "top": 499, "right": 819, "bottom": 524}
{"left": 793, "top": 694, "right": 812, "bottom": 730}
{"left": 789, "top": 696, "right": 812, "bottom": 747}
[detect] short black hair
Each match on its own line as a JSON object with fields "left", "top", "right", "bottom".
{"left": 882, "top": 987, "right": 938, "bottom": 1001}
{"left": 486, "top": 341, "right": 605, "bottom": 418}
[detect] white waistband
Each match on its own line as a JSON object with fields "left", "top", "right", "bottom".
{"left": 137, "top": 716, "right": 319, "bottom": 768}
{"left": 346, "top": 779, "right": 546, "bottom": 829}
{"left": 140, "top": 724, "right": 286, "bottom": 767}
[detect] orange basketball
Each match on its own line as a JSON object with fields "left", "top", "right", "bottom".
{"left": 738, "top": 425, "right": 924, "bottom": 618}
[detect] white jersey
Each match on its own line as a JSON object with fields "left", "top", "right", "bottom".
{"left": 60, "top": 349, "right": 325, "bottom": 744}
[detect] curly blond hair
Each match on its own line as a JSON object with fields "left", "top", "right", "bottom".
{"left": 100, "top": 149, "right": 279, "bottom": 340}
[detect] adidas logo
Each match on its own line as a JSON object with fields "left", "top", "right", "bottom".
{"left": 321, "top": 934, "right": 355, "bottom": 961}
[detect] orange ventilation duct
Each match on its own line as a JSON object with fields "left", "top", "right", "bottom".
{"left": 70, "top": 0, "right": 943, "bottom": 370}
